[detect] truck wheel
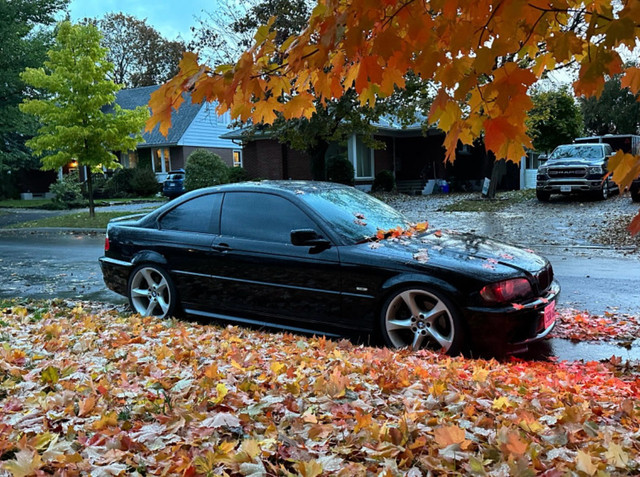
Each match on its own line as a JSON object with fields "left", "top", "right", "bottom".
{"left": 536, "top": 190, "right": 550, "bottom": 202}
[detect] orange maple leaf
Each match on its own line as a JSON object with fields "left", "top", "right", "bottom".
{"left": 608, "top": 150, "right": 640, "bottom": 191}
{"left": 621, "top": 67, "right": 640, "bottom": 94}
{"left": 434, "top": 424, "right": 468, "bottom": 448}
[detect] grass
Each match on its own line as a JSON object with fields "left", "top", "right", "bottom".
{"left": 441, "top": 189, "right": 537, "bottom": 212}
{"left": 0, "top": 199, "right": 54, "bottom": 209}
{"left": 8, "top": 210, "right": 155, "bottom": 230}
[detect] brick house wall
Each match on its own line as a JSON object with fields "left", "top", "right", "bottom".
{"left": 243, "top": 139, "right": 313, "bottom": 180}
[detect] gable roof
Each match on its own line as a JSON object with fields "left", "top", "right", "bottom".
{"left": 110, "top": 85, "right": 202, "bottom": 147}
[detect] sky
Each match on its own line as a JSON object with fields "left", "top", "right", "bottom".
{"left": 66, "top": 0, "right": 216, "bottom": 42}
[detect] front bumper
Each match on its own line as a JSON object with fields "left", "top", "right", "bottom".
{"left": 99, "top": 257, "right": 132, "bottom": 297}
{"left": 537, "top": 179, "right": 603, "bottom": 193}
{"left": 465, "top": 280, "right": 560, "bottom": 356}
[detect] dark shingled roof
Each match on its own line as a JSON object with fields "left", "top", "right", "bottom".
{"left": 109, "top": 85, "right": 202, "bottom": 147}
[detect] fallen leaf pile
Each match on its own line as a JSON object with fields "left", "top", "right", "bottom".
{"left": 1, "top": 301, "right": 639, "bottom": 476}
{"left": 550, "top": 308, "right": 640, "bottom": 344}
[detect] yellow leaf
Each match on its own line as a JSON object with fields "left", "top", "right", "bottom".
{"left": 212, "top": 382, "right": 228, "bottom": 405}
{"left": 472, "top": 367, "right": 489, "bottom": 383}
{"left": 295, "top": 459, "right": 323, "bottom": 477}
{"left": 41, "top": 366, "right": 59, "bottom": 385}
{"left": 253, "top": 97, "right": 280, "bottom": 124}
{"left": 92, "top": 411, "right": 118, "bottom": 431}
{"left": 2, "top": 449, "right": 43, "bottom": 477}
{"left": 576, "top": 450, "right": 598, "bottom": 476}
{"left": 605, "top": 442, "right": 629, "bottom": 468}
{"left": 282, "top": 93, "right": 316, "bottom": 120}
{"left": 492, "top": 396, "right": 512, "bottom": 410}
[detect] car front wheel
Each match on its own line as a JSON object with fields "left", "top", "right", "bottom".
{"left": 380, "top": 287, "right": 465, "bottom": 355}
{"left": 127, "top": 264, "right": 177, "bottom": 318}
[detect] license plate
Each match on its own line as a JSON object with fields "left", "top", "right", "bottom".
{"left": 560, "top": 185, "right": 571, "bottom": 192}
{"left": 543, "top": 301, "right": 556, "bottom": 328}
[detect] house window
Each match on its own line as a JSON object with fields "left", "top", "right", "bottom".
{"left": 233, "top": 150, "right": 242, "bottom": 168}
{"left": 152, "top": 148, "right": 171, "bottom": 173}
{"left": 350, "top": 136, "right": 374, "bottom": 179}
{"left": 127, "top": 151, "right": 138, "bottom": 168}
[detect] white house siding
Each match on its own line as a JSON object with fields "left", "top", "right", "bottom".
{"left": 178, "top": 103, "right": 237, "bottom": 150}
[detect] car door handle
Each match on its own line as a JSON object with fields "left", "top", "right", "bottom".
{"left": 211, "top": 243, "right": 231, "bottom": 252}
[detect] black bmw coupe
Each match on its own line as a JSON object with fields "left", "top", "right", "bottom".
{"left": 99, "top": 181, "right": 559, "bottom": 356}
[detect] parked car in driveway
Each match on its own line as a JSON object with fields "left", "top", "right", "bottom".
{"left": 99, "top": 181, "right": 559, "bottom": 357}
{"left": 162, "top": 169, "right": 185, "bottom": 199}
{"left": 536, "top": 143, "right": 617, "bottom": 201}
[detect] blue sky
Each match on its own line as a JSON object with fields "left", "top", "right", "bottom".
{"left": 67, "top": 0, "right": 215, "bottom": 41}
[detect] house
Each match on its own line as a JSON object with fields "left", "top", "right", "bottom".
{"left": 109, "top": 85, "right": 242, "bottom": 182}
{"left": 221, "top": 117, "right": 522, "bottom": 193}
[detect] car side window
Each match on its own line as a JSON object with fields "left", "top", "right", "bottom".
{"left": 221, "top": 192, "right": 318, "bottom": 243}
{"left": 160, "top": 194, "right": 222, "bottom": 234}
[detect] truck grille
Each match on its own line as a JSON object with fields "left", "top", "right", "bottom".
{"left": 548, "top": 167, "right": 586, "bottom": 178}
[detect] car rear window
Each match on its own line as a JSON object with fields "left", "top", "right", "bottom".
{"left": 160, "top": 193, "right": 222, "bottom": 234}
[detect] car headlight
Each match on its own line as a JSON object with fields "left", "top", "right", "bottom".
{"left": 480, "top": 278, "right": 532, "bottom": 304}
{"left": 588, "top": 165, "right": 603, "bottom": 174}
{"left": 538, "top": 166, "right": 548, "bottom": 175}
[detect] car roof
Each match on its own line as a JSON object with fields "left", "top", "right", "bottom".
{"left": 195, "top": 180, "right": 353, "bottom": 196}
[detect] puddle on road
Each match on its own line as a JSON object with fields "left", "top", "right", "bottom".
{"left": 521, "top": 338, "right": 640, "bottom": 362}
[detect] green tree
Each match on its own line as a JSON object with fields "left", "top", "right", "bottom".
{"left": 0, "top": 0, "right": 68, "bottom": 179}
{"left": 95, "top": 13, "right": 185, "bottom": 88}
{"left": 20, "top": 21, "right": 149, "bottom": 217}
{"left": 526, "top": 88, "right": 584, "bottom": 153}
{"left": 580, "top": 75, "right": 640, "bottom": 136}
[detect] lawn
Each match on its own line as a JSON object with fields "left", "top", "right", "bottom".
{"left": 0, "top": 199, "right": 54, "bottom": 209}
{"left": 8, "top": 210, "right": 154, "bottom": 229}
{"left": 0, "top": 300, "right": 638, "bottom": 476}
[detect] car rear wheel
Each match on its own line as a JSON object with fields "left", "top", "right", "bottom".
{"left": 380, "top": 287, "right": 464, "bottom": 355}
{"left": 128, "top": 264, "right": 177, "bottom": 318}
{"left": 536, "top": 190, "right": 550, "bottom": 202}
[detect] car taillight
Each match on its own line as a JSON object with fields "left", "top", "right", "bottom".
{"left": 104, "top": 236, "right": 110, "bottom": 252}
{"left": 480, "top": 278, "right": 532, "bottom": 304}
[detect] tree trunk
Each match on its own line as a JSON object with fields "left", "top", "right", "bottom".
{"left": 309, "top": 142, "right": 329, "bottom": 181}
{"left": 87, "top": 170, "right": 95, "bottom": 218}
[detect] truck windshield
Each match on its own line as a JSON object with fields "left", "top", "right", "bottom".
{"left": 549, "top": 145, "right": 604, "bottom": 160}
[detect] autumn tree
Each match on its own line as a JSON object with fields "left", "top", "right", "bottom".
{"left": 526, "top": 88, "right": 584, "bottom": 153}
{"left": 94, "top": 13, "right": 185, "bottom": 88}
{"left": 149, "top": 0, "right": 640, "bottom": 227}
{"left": 580, "top": 73, "right": 640, "bottom": 136}
{"left": 0, "top": 0, "right": 68, "bottom": 190}
{"left": 20, "top": 22, "right": 149, "bottom": 217}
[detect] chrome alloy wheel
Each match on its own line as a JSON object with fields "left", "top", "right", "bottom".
{"left": 383, "top": 289, "right": 457, "bottom": 352}
{"left": 129, "top": 266, "right": 172, "bottom": 318}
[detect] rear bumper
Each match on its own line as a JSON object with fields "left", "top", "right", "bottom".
{"left": 99, "top": 257, "right": 132, "bottom": 296}
{"left": 465, "top": 280, "right": 560, "bottom": 356}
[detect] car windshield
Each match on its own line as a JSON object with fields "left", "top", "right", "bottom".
{"left": 297, "top": 187, "right": 411, "bottom": 243}
{"left": 548, "top": 145, "right": 604, "bottom": 161}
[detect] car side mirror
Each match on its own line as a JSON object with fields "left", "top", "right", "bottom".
{"left": 291, "top": 229, "right": 330, "bottom": 248}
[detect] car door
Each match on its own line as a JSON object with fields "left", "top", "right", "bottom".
{"left": 153, "top": 193, "right": 223, "bottom": 309}
{"left": 209, "top": 191, "right": 342, "bottom": 328}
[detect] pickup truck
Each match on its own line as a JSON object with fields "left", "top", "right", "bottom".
{"left": 536, "top": 143, "right": 616, "bottom": 201}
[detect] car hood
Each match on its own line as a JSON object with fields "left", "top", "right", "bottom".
{"left": 344, "top": 230, "right": 547, "bottom": 279}
{"left": 545, "top": 158, "right": 603, "bottom": 166}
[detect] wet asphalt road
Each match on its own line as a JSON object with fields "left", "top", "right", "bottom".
{"left": 0, "top": 232, "right": 639, "bottom": 361}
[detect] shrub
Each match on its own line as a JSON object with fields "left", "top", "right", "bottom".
{"left": 130, "top": 167, "right": 160, "bottom": 197}
{"left": 184, "top": 149, "right": 229, "bottom": 191}
{"left": 372, "top": 170, "right": 396, "bottom": 192}
{"left": 105, "top": 168, "right": 136, "bottom": 197}
{"left": 49, "top": 175, "right": 87, "bottom": 209}
{"left": 227, "top": 166, "right": 249, "bottom": 183}
{"left": 326, "top": 155, "right": 354, "bottom": 185}
{"left": 91, "top": 173, "right": 111, "bottom": 199}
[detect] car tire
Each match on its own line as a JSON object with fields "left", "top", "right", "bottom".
{"left": 536, "top": 190, "right": 550, "bottom": 202}
{"left": 594, "top": 181, "right": 609, "bottom": 201}
{"left": 379, "top": 286, "right": 465, "bottom": 355}
{"left": 127, "top": 264, "right": 177, "bottom": 318}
